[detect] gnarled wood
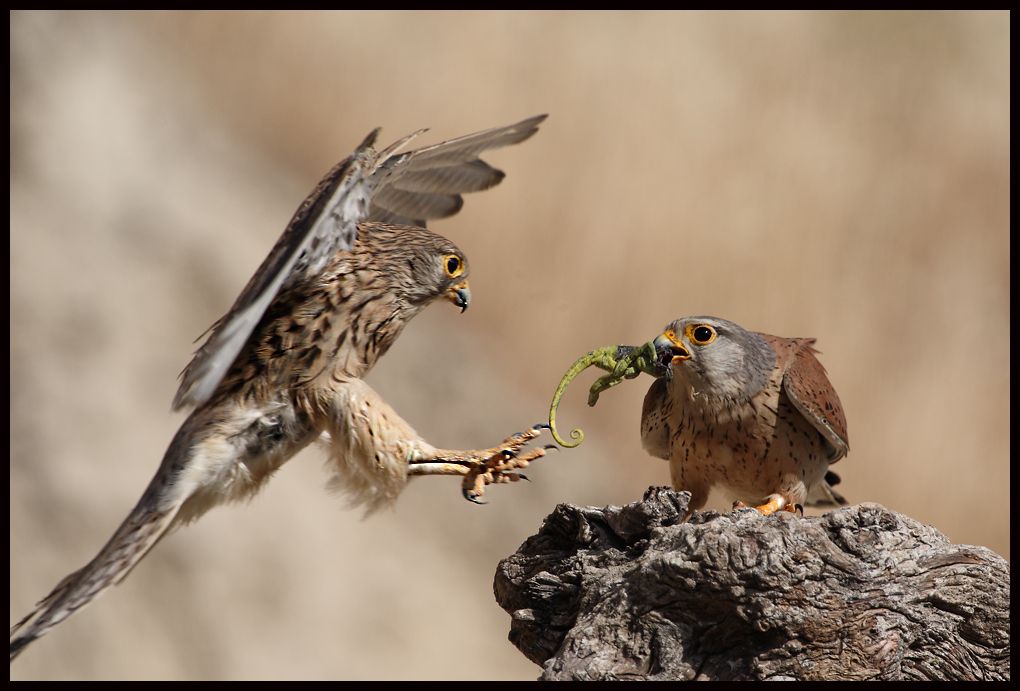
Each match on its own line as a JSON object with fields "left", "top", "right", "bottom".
{"left": 495, "top": 488, "right": 1009, "bottom": 681}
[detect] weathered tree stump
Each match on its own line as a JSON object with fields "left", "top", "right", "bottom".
{"left": 495, "top": 487, "right": 1009, "bottom": 681}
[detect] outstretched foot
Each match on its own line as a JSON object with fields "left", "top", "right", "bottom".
{"left": 407, "top": 425, "right": 550, "bottom": 503}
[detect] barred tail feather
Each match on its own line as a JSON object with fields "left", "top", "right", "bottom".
{"left": 10, "top": 503, "right": 179, "bottom": 661}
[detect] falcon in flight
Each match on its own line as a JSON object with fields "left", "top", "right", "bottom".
{"left": 10, "top": 115, "right": 548, "bottom": 661}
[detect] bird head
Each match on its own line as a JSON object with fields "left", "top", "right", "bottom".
{"left": 409, "top": 243, "right": 471, "bottom": 312}
{"left": 652, "top": 316, "right": 773, "bottom": 400}
{"left": 438, "top": 253, "right": 471, "bottom": 312}
{"left": 366, "top": 224, "right": 472, "bottom": 313}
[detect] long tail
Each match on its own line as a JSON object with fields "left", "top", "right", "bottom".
{"left": 10, "top": 497, "right": 180, "bottom": 661}
{"left": 10, "top": 418, "right": 200, "bottom": 662}
{"left": 11, "top": 399, "right": 313, "bottom": 662}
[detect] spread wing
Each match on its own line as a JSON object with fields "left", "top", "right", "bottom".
{"left": 172, "top": 115, "right": 546, "bottom": 411}
{"left": 368, "top": 114, "right": 546, "bottom": 226}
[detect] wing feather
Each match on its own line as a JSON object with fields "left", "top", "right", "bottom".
{"left": 781, "top": 339, "right": 849, "bottom": 463}
{"left": 172, "top": 115, "right": 546, "bottom": 410}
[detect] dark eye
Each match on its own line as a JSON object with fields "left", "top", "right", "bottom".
{"left": 443, "top": 254, "right": 464, "bottom": 278}
{"left": 691, "top": 325, "right": 715, "bottom": 344}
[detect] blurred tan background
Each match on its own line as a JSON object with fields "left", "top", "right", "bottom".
{"left": 10, "top": 11, "right": 1009, "bottom": 680}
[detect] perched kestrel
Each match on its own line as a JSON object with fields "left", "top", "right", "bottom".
{"left": 10, "top": 115, "right": 548, "bottom": 661}
{"left": 548, "top": 315, "right": 847, "bottom": 516}
{"left": 643, "top": 316, "right": 848, "bottom": 515}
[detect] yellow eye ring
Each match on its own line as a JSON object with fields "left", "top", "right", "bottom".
{"left": 686, "top": 324, "right": 716, "bottom": 345}
{"left": 443, "top": 254, "right": 465, "bottom": 279}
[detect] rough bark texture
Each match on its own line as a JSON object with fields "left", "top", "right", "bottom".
{"left": 494, "top": 488, "right": 1010, "bottom": 681}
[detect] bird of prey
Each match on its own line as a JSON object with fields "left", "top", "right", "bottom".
{"left": 642, "top": 317, "right": 848, "bottom": 515}
{"left": 548, "top": 315, "right": 847, "bottom": 516}
{"left": 10, "top": 114, "right": 548, "bottom": 661}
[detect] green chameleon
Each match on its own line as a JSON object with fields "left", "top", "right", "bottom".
{"left": 548, "top": 341, "right": 670, "bottom": 448}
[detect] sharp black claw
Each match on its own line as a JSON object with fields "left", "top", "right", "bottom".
{"left": 463, "top": 488, "right": 487, "bottom": 505}
{"left": 542, "top": 444, "right": 559, "bottom": 451}
{"left": 501, "top": 449, "right": 517, "bottom": 460}
{"left": 534, "top": 423, "right": 551, "bottom": 430}
{"left": 517, "top": 474, "right": 530, "bottom": 482}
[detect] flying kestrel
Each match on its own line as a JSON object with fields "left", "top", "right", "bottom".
{"left": 549, "top": 315, "right": 848, "bottom": 516}
{"left": 10, "top": 115, "right": 548, "bottom": 661}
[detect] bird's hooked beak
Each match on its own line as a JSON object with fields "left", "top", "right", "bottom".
{"left": 446, "top": 279, "right": 471, "bottom": 313}
{"left": 654, "top": 330, "right": 691, "bottom": 370}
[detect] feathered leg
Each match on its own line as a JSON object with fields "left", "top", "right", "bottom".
{"left": 317, "top": 379, "right": 547, "bottom": 512}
